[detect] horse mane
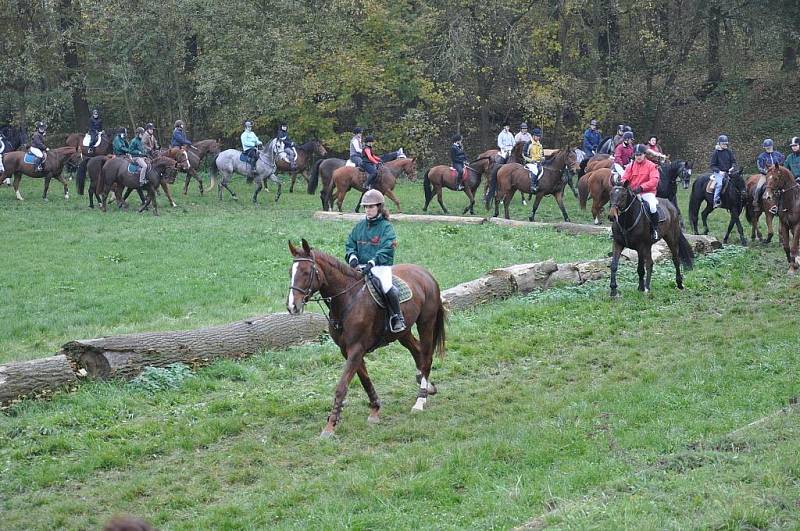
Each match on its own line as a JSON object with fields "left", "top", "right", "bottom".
{"left": 297, "top": 140, "right": 318, "bottom": 151}
{"left": 312, "top": 249, "right": 363, "bottom": 280}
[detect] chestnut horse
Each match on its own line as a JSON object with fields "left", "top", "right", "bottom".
{"left": 308, "top": 157, "right": 346, "bottom": 211}
{"left": 608, "top": 182, "right": 694, "bottom": 297}
{"left": 160, "top": 147, "right": 199, "bottom": 202}
{"left": 578, "top": 168, "right": 615, "bottom": 225}
{"left": 98, "top": 156, "right": 178, "bottom": 216}
{"left": 275, "top": 140, "right": 327, "bottom": 193}
{"left": 764, "top": 165, "right": 800, "bottom": 273}
{"left": 2, "top": 146, "right": 82, "bottom": 201}
{"left": 744, "top": 174, "right": 776, "bottom": 244}
{"left": 485, "top": 148, "right": 580, "bottom": 221}
{"left": 287, "top": 239, "right": 446, "bottom": 437}
{"left": 331, "top": 157, "right": 418, "bottom": 213}
{"left": 422, "top": 152, "right": 497, "bottom": 215}
{"left": 180, "top": 139, "right": 222, "bottom": 195}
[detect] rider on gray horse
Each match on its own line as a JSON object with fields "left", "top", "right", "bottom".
{"left": 241, "top": 120, "right": 262, "bottom": 178}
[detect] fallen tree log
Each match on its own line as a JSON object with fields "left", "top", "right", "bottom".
{"left": 60, "top": 313, "right": 328, "bottom": 380}
{"left": 0, "top": 355, "right": 78, "bottom": 406}
{"left": 313, "top": 211, "right": 485, "bottom": 224}
{"left": 441, "top": 270, "right": 517, "bottom": 311}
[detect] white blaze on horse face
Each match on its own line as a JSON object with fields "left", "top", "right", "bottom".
{"left": 287, "top": 261, "right": 299, "bottom": 313}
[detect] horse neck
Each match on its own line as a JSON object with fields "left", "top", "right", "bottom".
{"left": 315, "top": 254, "right": 363, "bottom": 307}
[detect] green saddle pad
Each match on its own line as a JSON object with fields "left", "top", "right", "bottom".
{"left": 366, "top": 275, "right": 413, "bottom": 308}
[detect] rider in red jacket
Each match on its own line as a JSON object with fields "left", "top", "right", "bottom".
{"left": 621, "top": 144, "right": 661, "bottom": 241}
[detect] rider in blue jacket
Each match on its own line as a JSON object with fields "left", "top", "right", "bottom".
{"left": 756, "top": 138, "right": 785, "bottom": 175}
{"left": 170, "top": 120, "right": 192, "bottom": 148}
{"left": 582, "top": 119, "right": 601, "bottom": 156}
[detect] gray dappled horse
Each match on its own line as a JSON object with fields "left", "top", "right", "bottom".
{"left": 211, "top": 138, "right": 281, "bottom": 203}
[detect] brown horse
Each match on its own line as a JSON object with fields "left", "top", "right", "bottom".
{"left": 745, "top": 174, "right": 776, "bottom": 244}
{"left": 160, "top": 147, "right": 199, "bottom": 200}
{"left": 422, "top": 151, "right": 498, "bottom": 215}
{"left": 764, "top": 165, "right": 800, "bottom": 273}
{"left": 178, "top": 139, "right": 222, "bottom": 195}
{"left": 308, "top": 157, "right": 346, "bottom": 211}
{"left": 275, "top": 140, "right": 328, "bottom": 193}
{"left": 287, "top": 239, "right": 446, "bottom": 437}
{"left": 2, "top": 146, "right": 82, "bottom": 201}
{"left": 98, "top": 156, "right": 178, "bottom": 216}
{"left": 485, "top": 148, "right": 580, "bottom": 221}
{"left": 76, "top": 155, "right": 118, "bottom": 208}
{"left": 332, "top": 158, "right": 418, "bottom": 213}
{"left": 608, "top": 182, "right": 694, "bottom": 296}
{"left": 578, "top": 167, "right": 615, "bottom": 225}
{"left": 584, "top": 154, "right": 614, "bottom": 174}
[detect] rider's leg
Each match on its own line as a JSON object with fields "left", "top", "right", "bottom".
{"left": 135, "top": 157, "right": 148, "bottom": 186}
{"left": 374, "top": 266, "right": 405, "bottom": 333}
{"left": 364, "top": 164, "right": 377, "bottom": 189}
{"left": 531, "top": 163, "right": 540, "bottom": 191}
{"left": 642, "top": 192, "right": 660, "bottom": 240}
{"left": 455, "top": 163, "right": 464, "bottom": 190}
{"left": 713, "top": 172, "right": 723, "bottom": 206}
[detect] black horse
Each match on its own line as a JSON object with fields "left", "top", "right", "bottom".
{"left": 688, "top": 169, "right": 747, "bottom": 245}
{"left": 656, "top": 160, "right": 693, "bottom": 216}
{"left": 608, "top": 182, "right": 694, "bottom": 297}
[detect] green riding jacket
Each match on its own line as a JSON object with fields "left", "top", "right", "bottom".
{"left": 785, "top": 152, "right": 800, "bottom": 179}
{"left": 345, "top": 214, "right": 397, "bottom": 266}
{"left": 129, "top": 137, "right": 146, "bottom": 157}
{"left": 112, "top": 136, "right": 130, "bottom": 155}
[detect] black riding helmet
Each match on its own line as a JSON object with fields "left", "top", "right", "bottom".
{"left": 354, "top": 127, "right": 363, "bottom": 134}
{"left": 364, "top": 135, "right": 375, "bottom": 143}
{"left": 634, "top": 143, "right": 648, "bottom": 155}
{"left": 452, "top": 133, "right": 462, "bottom": 142}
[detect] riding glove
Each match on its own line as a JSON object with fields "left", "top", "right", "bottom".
{"left": 348, "top": 256, "right": 359, "bottom": 268}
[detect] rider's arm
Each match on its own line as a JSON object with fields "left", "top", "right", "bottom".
{"left": 345, "top": 226, "right": 359, "bottom": 264}
{"left": 371, "top": 224, "right": 397, "bottom": 267}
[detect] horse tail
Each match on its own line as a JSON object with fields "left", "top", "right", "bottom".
{"left": 484, "top": 164, "right": 499, "bottom": 209}
{"left": 76, "top": 157, "right": 89, "bottom": 195}
{"left": 423, "top": 168, "right": 433, "bottom": 204}
{"left": 308, "top": 158, "right": 322, "bottom": 194}
{"left": 433, "top": 298, "right": 447, "bottom": 362}
{"left": 677, "top": 231, "right": 695, "bottom": 270}
{"left": 578, "top": 175, "right": 589, "bottom": 210}
{"left": 688, "top": 179, "right": 702, "bottom": 231}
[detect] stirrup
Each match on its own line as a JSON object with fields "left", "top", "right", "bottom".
{"left": 390, "top": 316, "right": 406, "bottom": 333}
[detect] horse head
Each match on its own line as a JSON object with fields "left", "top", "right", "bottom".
{"left": 152, "top": 156, "right": 179, "bottom": 184}
{"left": 679, "top": 161, "right": 693, "bottom": 189}
{"left": 287, "top": 239, "right": 325, "bottom": 314}
{"left": 608, "top": 181, "right": 634, "bottom": 221}
{"left": 313, "top": 140, "right": 328, "bottom": 157}
{"left": 764, "top": 164, "right": 795, "bottom": 210}
{"left": 402, "top": 158, "right": 418, "bottom": 182}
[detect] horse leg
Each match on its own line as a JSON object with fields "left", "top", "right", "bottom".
{"left": 555, "top": 191, "right": 570, "bottom": 222}
{"left": 437, "top": 187, "right": 448, "bottom": 214}
{"left": 42, "top": 175, "right": 51, "bottom": 201}
{"left": 272, "top": 175, "right": 282, "bottom": 202}
{"left": 397, "top": 333, "right": 433, "bottom": 411}
{"left": 592, "top": 196, "right": 602, "bottom": 225}
{"left": 636, "top": 251, "right": 646, "bottom": 291}
{"left": 357, "top": 361, "right": 381, "bottom": 424}
{"left": 384, "top": 189, "right": 401, "bottom": 213}
{"left": 734, "top": 209, "right": 748, "bottom": 246}
{"left": 665, "top": 233, "right": 684, "bottom": 289}
{"left": 56, "top": 174, "right": 69, "bottom": 200}
{"left": 765, "top": 211, "right": 774, "bottom": 244}
{"left": 183, "top": 172, "right": 191, "bottom": 195}
{"left": 13, "top": 175, "right": 23, "bottom": 201}
{"left": 643, "top": 246, "right": 654, "bottom": 293}
{"left": 610, "top": 241, "right": 623, "bottom": 297}
{"left": 791, "top": 227, "right": 800, "bottom": 274}
{"left": 196, "top": 171, "right": 204, "bottom": 196}
{"left": 289, "top": 171, "right": 296, "bottom": 193}
{"left": 503, "top": 191, "right": 513, "bottom": 219}
{"left": 252, "top": 179, "right": 263, "bottom": 204}
{"left": 321, "top": 348, "right": 363, "bottom": 438}
{"left": 422, "top": 184, "right": 433, "bottom": 212}
{"left": 701, "top": 203, "right": 712, "bottom": 235}
{"left": 528, "top": 193, "right": 544, "bottom": 222}
{"left": 462, "top": 187, "right": 475, "bottom": 215}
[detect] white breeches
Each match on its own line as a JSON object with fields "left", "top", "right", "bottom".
{"left": 525, "top": 163, "right": 541, "bottom": 176}
{"left": 372, "top": 265, "right": 393, "bottom": 293}
{"left": 639, "top": 192, "right": 658, "bottom": 213}
{"left": 30, "top": 147, "right": 44, "bottom": 158}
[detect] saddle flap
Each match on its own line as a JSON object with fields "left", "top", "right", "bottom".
{"left": 656, "top": 203, "right": 668, "bottom": 223}
{"left": 127, "top": 163, "right": 142, "bottom": 174}
{"left": 23, "top": 153, "right": 40, "bottom": 165}
{"left": 366, "top": 275, "right": 413, "bottom": 308}
{"left": 706, "top": 174, "right": 728, "bottom": 195}
{"left": 239, "top": 153, "right": 250, "bottom": 163}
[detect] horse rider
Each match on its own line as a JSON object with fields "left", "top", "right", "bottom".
{"left": 757, "top": 138, "right": 785, "bottom": 176}
{"left": 87, "top": 109, "right": 103, "bottom": 154}
{"left": 785, "top": 137, "right": 800, "bottom": 182}
{"left": 241, "top": 120, "right": 262, "bottom": 179}
{"left": 645, "top": 135, "right": 668, "bottom": 164}
{"left": 583, "top": 118, "right": 602, "bottom": 156}
{"left": 170, "top": 120, "right": 193, "bottom": 150}
{"left": 622, "top": 144, "right": 662, "bottom": 242}
{"left": 710, "top": 134, "right": 737, "bottom": 208}
{"left": 497, "top": 123, "right": 515, "bottom": 161}
{"left": 142, "top": 123, "right": 159, "bottom": 156}
{"left": 613, "top": 131, "right": 635, "bottom": 177}
{"left": 450, "top": 133, "right": 468, "bottom": 191}
{"left": 129, "top": 127, "right": 149, "bottom": 186}
{"left": 345, "top": 189, "right": 406, "bottom": 333}
{"left": 612, "top": 124, "right": 625, "bottom": 148}
{"left": 276, "top": 123, "right": 297, "bottom": 170}
{"left": 349, "top": 127, "right": 364, "bottom": 168}
{"left": 514, "top": 122, "right": 532, "bottom": 145}
{"left": 29, "top": 121, "right": 49, "bottom": 172}
{"left": 523, "top": 127, "right": 545, "bottom": 193}
{"left": 112, "top": 128, "right": 130, "bottom": 156}
{"left": 362, "top": 135, "right": 403, "bottom": 190}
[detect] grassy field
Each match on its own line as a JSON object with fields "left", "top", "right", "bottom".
{"left": 2, "top": 169, "right": 797, "bottom": 529}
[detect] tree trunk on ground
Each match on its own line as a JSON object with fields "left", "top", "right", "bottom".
{"left": 0, "top": 355, "right": 77, "bottom": 406}
{"left": 61, "top": 313, "right": 328, "bottom": 380}
{"left": 441, "top": 271, "right": 517, "bottom": 311}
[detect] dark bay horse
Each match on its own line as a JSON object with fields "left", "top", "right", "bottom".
{"left": 287, "top": 239, "right": 446, "bottom": 437}
{"left": 275, "top": 140, "right": 327, "bottom": 193}
{"left": 2, "top": 146, "right": 82, "bottom": 201}
{"left": 764, "top": 165, "right": 800, "bottom": 273}
{"left": 655, "top": 160, "right": 693, "bottom": 216}
{"left": 308, "top": 157, "right": 346, "bottom": 211}
{"left": 76, "top": 155, "right": 117, "bottom": 208}
{"left": 485, "top": 148, "right": 580, "bottom": 221}
{"left": 98, "top": 156, "right": 178, "bottom": 216}
{"left": 422, "top": 151, "right": 497, "bottom": 215}
{"left": 332, "top": 158, "right": 417, "bottom": 213}
{"left": 689, "top": 169, "right": 747, "bottom": 245}
{"left": 744, "top": 174, "right": 776, "bottom": 244}
{"left": 608, "top": 182, "right": 694, "bottom": 296}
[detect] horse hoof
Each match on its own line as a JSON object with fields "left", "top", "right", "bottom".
{"left": 64, "top": 193, "right": 69, "bottom": 200}
{"left": 411, "top": 398, "right": 426, "bottom": 412}
{"left": 43, "top": 197, "right": 48, "bottom": 202}
{"left": 741, "top": 240, "right": 748, "bottom": 247}
{"left": 171, "top": 203, "right": 177, "bottom": 207}
{"left": 367, "top": 413, "right": 381, "bottom": 425}
{"left": 788, "top": 268, "right": 797, "bottom": 276}
{"left": 320, "top": 428, "right": 335, "bottom": 439}
{"left": 522, "top": 200, "right": 527, "bottom": 206}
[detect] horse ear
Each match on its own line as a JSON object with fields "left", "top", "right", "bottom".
{"left": 288, "top": 240, "right": 298, "bottom": 255}
{"left": 301, "top": 239, "right": 312, "bottom": 253}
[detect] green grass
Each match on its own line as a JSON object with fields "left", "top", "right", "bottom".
{"left": 2, "top": 170, "right": 796, "bottom": 529}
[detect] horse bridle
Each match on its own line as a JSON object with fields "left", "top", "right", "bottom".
{"left": 290, "top": 255, "right": 320, "bottom": 303}
{"left": 610, "top": 186, "right": 643, "bottom": 244}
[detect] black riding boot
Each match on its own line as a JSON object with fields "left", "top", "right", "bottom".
{"left": 249, "top": 160, "right": 257, "bottom": 179}
{"left": 649, "top": 211, "right": 660, "bottom": 242}
{"left": 531, "top": 173, "right": 539, "bottom": 193}
{"left": 365, "top": 172, "right": 377, "bottom": 190}
{"left": 385, "top": 287, "right": 406, "bottom": 333}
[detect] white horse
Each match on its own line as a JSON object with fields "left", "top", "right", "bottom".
{"left": 211, "top": 138, "right": 281, "bottom": 203}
